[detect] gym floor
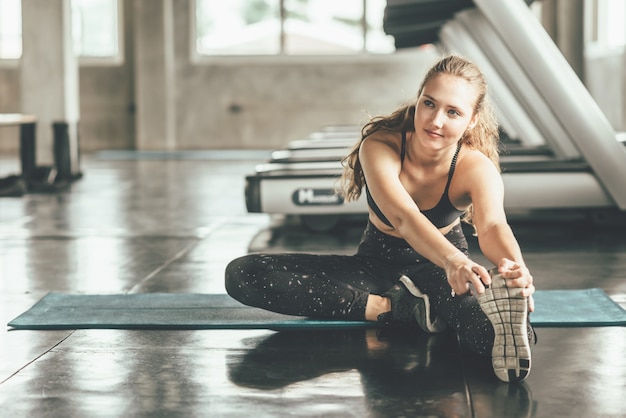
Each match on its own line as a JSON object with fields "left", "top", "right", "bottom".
{"left": 1, "top": 154, "right": 625, "bottom": 418}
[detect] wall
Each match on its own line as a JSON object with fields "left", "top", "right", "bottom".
{"left": 77, "top": 0, "right": 136, "bottom": 151}
{"left": 173, "top": 53, "right": 434, "bottom": 150}
{"left": 0, "top": 0, "right": 435, "bottom": 154}
{"left": 0, "top": 0, "right": 624, "bottom": 154}
{"left": 165, "top": 0, "right": 436, "bottom": 151}
{"left": 174, "top": 58, "right": 425, "bottom": 150}
{"left": 585, "top": 48, "right": 626, "bottom": 131}
{"left": 0, "top": 66, "right": 21, "bottom": 152}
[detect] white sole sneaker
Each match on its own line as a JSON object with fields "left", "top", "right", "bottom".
{"left": 477, "top": 269, "right": 531, "bottom": 382}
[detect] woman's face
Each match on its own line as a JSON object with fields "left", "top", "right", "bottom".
{"left": 413, "top": 73, "right": 479, "bottom": 151}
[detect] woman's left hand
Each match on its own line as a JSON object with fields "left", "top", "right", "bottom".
{"left": 498, "top": 258, "right": 535, "bottom": 312}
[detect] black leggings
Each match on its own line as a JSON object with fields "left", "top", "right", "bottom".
{"left": 225, "top": 220, "right": 533, "bottom": 356}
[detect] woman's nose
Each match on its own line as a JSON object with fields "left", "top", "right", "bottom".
{"left": 430, "top": 110, "right": 444, "bottom": 128}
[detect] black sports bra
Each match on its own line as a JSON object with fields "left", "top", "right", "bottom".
{"left": 365, "top": 131, "right": 465, "bottom": 229}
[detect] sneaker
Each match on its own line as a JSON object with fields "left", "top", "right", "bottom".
{"left": 378, "top": 275, "right": 447, "bottom": 333}
{"left": 477, "top": 268, "right": 531, "bottom": 383}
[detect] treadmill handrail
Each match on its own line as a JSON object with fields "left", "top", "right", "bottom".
{"left": 474, "top": 0, "right": 626, "bottom": 209}
{"left": 447, "top": 11, "right": 580, "bottom": 158}
{"left": 440, "top": 19, "right": 548, "bottom": 149}
{"left": 251, "top": 157, "right": 591, "bottom": 179}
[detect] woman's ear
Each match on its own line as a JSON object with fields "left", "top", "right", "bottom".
{"left": 468, "top": 112, "right": 479, "bottom": 131}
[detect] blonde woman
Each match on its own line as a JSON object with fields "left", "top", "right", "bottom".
{"left": 226, "top": 55, "right": 536, "bottom": 382}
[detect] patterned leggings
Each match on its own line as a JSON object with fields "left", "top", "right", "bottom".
{"left": 225, "top": 220, "right": 534, "bottom": 356}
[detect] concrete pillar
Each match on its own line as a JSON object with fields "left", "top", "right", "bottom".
{"left": 540, "top": 0, "right": 557, "bottom": 40}
{"left": 557, "top": 0, "right": 585, "bottom": 81}
{"left": 20, "top": 0, "right": 80, "bottom": 175}
{"left": 133, "top": 0, "right": 176, "bottom": 151}
{"left": 541, "top": 0, "right": 585, "bottom": 80}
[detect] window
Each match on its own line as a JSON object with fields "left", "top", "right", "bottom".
{"left": 0, "top": 0, "right": 122, "bottom": 62}
{"left": 72, "top": 0, "right": 123, "bottom": 62}
{"left": 195, "top": 0, "right": 394, "bottom": 57}
{"left": 601, "top": 0, "right": 625, "bottom": 48}
{"left": 0, "top": 0, "right": 21, "bottom": 60}
{"left": 587, "top": 0, "right": 626, "bottom": 50}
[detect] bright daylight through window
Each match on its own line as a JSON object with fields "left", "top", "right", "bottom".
{"left": 0, "top": 0, "right": 121, "bottom": 61}
{"left": 195, "top": 0, "right": 395, "bottom": 56}
{"left": 72, "top": 0, "right": 121, "bottom": 59}
{"left": 0, "top": 0, "right": 21, "bottom": 59}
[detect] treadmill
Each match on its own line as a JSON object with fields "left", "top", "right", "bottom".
{"left": 245, "top": 0, "right": 626, "bottom": 229}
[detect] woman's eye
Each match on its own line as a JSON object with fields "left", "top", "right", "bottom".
{"left": 423, "top": 100, "right": 434, "bottom": 107}
{"left": 448, "top": 109, "right": 460, "bottom": 117}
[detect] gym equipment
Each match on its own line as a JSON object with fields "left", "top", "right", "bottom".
{"left": 244, "top": 0, "right": 626, "bottom": 229}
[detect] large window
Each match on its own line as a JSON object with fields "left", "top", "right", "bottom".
{"left": 587, "top": 0, "right": 626, "bottom": 50}
{"left": 195, "top": 0, "right": 395, "bottom": 57}
{"left": 0, "top": 0, "right": 21, "bottom": 59}
{"left": 0, "top": 0, "right": 122, "bottom": 62}
{"left": 72, "top": 0, "right": 122, "bottom": 61}
{"left": 598, "top": 0, "right": 625, "bottom": 48}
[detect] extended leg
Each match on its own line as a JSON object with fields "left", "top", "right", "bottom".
{"left": 225, "top": 253, "right": 395, "bottom": 321}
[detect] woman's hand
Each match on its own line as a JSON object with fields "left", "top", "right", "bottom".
{"left": 498, "top": 258, "right": 535, "bottom": 312}
{"left": 445, "top": 252, "right": 491, "bottom": 297}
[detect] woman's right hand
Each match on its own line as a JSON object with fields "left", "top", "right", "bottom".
{"left": 444, "top": 252, "right": 491, "bottom": 296}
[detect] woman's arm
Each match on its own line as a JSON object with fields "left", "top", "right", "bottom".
{"left": 360, "top": 135, "right": 492, "bottom": 293}
{"left": 463, "top": 153, "right": 535, "bottom": 304}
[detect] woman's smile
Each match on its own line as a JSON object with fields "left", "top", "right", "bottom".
{"left": 424, "top": 128, "right": 443, "bottom": 138}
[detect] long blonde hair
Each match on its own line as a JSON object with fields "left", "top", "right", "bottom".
{"left": 338, "top": 54, "right": 500, "bottom": 227}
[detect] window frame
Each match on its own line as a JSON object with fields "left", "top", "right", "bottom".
{"left": 0, "top": 0, "right": 22, "bottom": 65}
{"left": 190, "top": 0, "right": 397, "bottom": 64}
{"left": 0, "top": 0, "right": 124, "bottom": 67}
{"left": 584, "top": 0, "right": 626, "bottom": 59}
{"left": 72, "top": 0, "right": 125, "bottom": 66}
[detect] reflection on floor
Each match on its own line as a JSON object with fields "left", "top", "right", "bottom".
{"left": 1, "top": 155, "right": 625, "bottom": 417}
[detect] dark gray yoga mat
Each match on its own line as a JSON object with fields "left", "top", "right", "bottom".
{"left": 7, "top": 288, "right": 626, "bottom": 330}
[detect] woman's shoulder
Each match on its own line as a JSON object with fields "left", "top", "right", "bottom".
{"left": 362, "top": 129, "right": 404, "bottom": 151}
{"left": 459, "top": 146, "right": 496, "bottom": 164}
{"left": 359, "top": 130, "right": 406, "bottom": 167}
{"left": 457, "top": 146, "right": 500, "bottom": 177}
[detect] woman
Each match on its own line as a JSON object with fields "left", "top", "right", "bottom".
{"left": 225, "top": 55, "right": 536, "bottom": 383}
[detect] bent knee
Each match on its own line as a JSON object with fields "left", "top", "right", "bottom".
{"left": 224, "top": 254, "right": 265, "bottom": 300}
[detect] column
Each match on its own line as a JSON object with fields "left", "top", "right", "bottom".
{"left": 20, "top": 0, "right": 80, "bottom": 178}
{"left": 541, "top": 0, "right": 585, "bottom": 80}
{"left": 556, "top": 0, "right": 585, "bottom": 81}
{"left": 133, "top": 0, "right": 176, "bottom": 151}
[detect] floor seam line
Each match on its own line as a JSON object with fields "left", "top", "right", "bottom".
{"left": 125, "top": 219, "right": 231, "bottom": 294}
{"left": 0, "top": 331, "right": 76, "bottom": 385}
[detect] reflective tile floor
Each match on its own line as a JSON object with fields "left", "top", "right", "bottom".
{"left": 1, "top": 154, "right": 625, "bottom": 417}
